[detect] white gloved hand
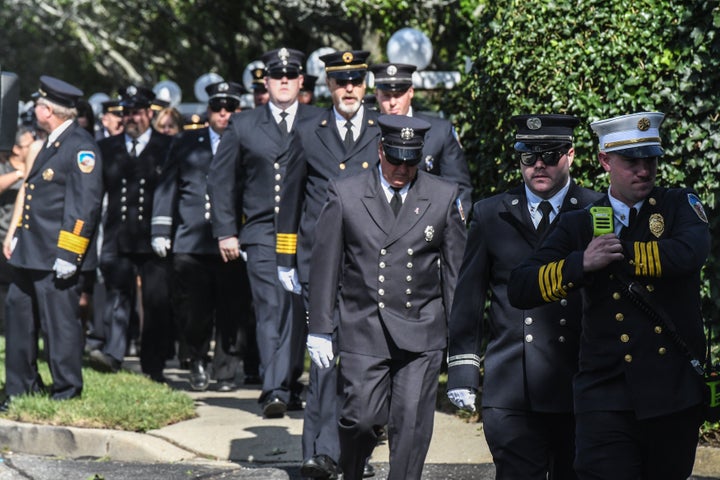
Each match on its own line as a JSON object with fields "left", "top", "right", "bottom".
{"left": 151, "top": 237, "right": 171, "bottom": 258}
{"left": 447, "top": 388, "right": 477, "bottom": 412}
{"left": 307, "top": 333, "right": 334, "bottom": 369}
{"left": 277, "top": 266, "right": 301, "bottom": 294}
{"left": 239, "top": 249, "right": 248, "bottom": 262}
{"left": 53, "top": 258, "right": 77, "bottom": 279}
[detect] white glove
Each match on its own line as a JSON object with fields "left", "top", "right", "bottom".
{"left": 239, "top": 249, "right": 248, "bottom": 262}
{"left": 447, "top": 388, "right": 477, "bottom": 412}
{"left": 53, "top": 258, "right": 77, "bottom": 279}
{"left": 307, "top": 333, "right": 334, "bottom": 369}
{"left": 277, "top": 266, "right": 301, "bottom": 294}
{"left": 151, "top": 237, "right": 171, "bottom": 258}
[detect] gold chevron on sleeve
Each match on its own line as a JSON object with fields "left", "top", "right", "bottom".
{"left": 538, "top": 259, "right": 567, "bottom": 302}
{"left": 276, "top": 233, "right": 298, "bottom": 255}
{"left": 58, "top": 230, "right": 90, "bottom": 255}
{"left": 634, "top": 241, "right": 662, "bottom": 277}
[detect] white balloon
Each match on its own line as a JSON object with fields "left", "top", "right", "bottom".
{"left": 153, "top": 80, "right": 182, "bottom": 107}
{"left": 194, "top": 73, "right": 224, "bottom": 103}
{"left": 88, "top": 92, "right": 111, "bottom": 117}
{"left": 306, "top": 47, "right": 336, "bottom": 85}
{"left": 387, "top": 28, "right": 433, "bottom": 71}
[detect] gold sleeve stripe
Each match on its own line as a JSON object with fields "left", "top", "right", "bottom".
{"left": 539, "top": 259, "right": 566, "bottom": 302}
{"left": 58, "top": 230, "right": 90, "bottom": 255}
{"left": 634, "top": 241, "right": 662, "bottom": 277}
{"left": 276, "top": 233, "right": 298, "bottom": 255}
{"left": 72, "top": 220, "right": 85, "bottom": 235}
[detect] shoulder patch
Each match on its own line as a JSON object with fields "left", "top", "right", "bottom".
{"left": 77, "top": 151, "right": 96, "bottom": 173}
{"left": 687, "top": 193, "right": 708, "bottom": 223}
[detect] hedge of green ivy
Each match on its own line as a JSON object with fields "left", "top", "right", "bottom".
{"left": 445, "top": 0, "right": 720, "bottom": 330}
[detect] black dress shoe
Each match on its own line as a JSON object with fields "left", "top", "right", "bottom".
{"left": 262, "top": 396, "right": 287, "bottom": 418}
{"left": 0, "top": 397, "right": 12, "bottom": 413}
{"left": 363, "top": 460, "right": 376, "bottom": 478}
{"left": 300, "top": 454, "right": 339, "bottom": 479}
{"left": 188, "top": 360, "right": 209, "bottom": 391}
{"left": 216, "top": 380, "right": 237, "bottom": 392}
{"left": 287, "top": 393, "right": 304, "bottom": 411}
{"left": 88, "top": 350, "right": 121, "bottom": 373}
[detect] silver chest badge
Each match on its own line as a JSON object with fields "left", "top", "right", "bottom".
{"left": 424, "top": 225, "right": 434, "bottom": 242}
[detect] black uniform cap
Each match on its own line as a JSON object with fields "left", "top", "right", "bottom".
{"left": 262, "top": 48, "right": 305, "bottom": 77}
{"left": 206, "top": 81, "right": 246, "bottom": 102}
{"left": 101, "top": 99, "right": 123, "bottom": 115}
{"left": 378, "top": 114, "right": 431, "bottom": 162}
{"left": 511, "top": 114, "right": 580, "bottom": 153}
{"left": 320, "top": 50, "right": 370, "bottom": 81}
{"left": 32, "top": 75, "right": 83, "bottom": 108}
{"left": 370, "top": 63, "right": 416, "bottom": 92}
{"left": 118, "top": 85, "right": 155, "bottom": 109}
{"left": 301, "top": 75, "right": 317, "bottom": 93}
{"left": 251, "top": 67, "right": 267, "bottom": 91}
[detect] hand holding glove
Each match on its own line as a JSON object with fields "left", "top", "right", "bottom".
{"left": 447, "top": 388, "right": 477, "bottom": 412}
{"left": 53, "top": 258, "right": 77, "bottom": 279}
{"left": 307, "top": 333, "right": 334, "bottom": 369}
{"left": 151, "top": 236, "right": 172, "bottom": 258}
{"left": 277, "top": 266, "right": 301, "bottom": 294}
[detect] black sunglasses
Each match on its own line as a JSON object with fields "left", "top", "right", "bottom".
{"left": 268, "top": 70, "right": 300, "bottom": 80}
{"left": 334, "top": 77, "right": 365, "bottom": 87}
{"left": 209, "top": 99, "right": 240, "bottom": 112}
{"left": 517, "top": 149, "right": 568, "bottom": 166}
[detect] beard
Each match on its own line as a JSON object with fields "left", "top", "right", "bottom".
{"left": 335, "top": 97, "right": 361, "bottom": 117}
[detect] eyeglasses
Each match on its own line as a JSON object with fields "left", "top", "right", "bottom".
{"left": 209, "top": 99, "right": 240, "bottom": 112}
{"left": 334, "top": 77, "right": 365, "bottom": 88}
{"left": 268, "top": 70, "right": 300, "bottom": 80}
{"left": 517, "top": 149, "right": 568, "bottom": 166}
{"left": 383, "top": 149, "right": 421, "bottom": 167}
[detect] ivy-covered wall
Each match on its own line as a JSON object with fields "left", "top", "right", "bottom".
{"left": 446, "top": 0, "right": 720, "bottom": 325}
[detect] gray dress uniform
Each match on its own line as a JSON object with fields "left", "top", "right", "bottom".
{"left": 7, "top": 111, "right": 103, "bottom": 400}
{"left": 309, "top": 167, "right": 466, "bottom": 480}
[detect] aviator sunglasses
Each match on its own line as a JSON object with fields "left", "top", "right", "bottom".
{"left": 209, "top": 98, "right": 240, "bottom": 112}
{"left": 517, "top": 149, "right": 568, "bottom": 166}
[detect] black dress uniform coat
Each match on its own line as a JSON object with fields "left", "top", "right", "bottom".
{"left": 447, "top": 182, "right": 602, "bottom": 411}
{"left": 309, "top": 168, "right": 466, "bottom": 480}
{"left": 415, "top": 112, "right": 472, "bottom": 216}
{"left": 6, "top": 121, "right": 103, "bottom": 400}
{"left": 276, "top": 107, "right": 381, "bottom": 283}
{"left": 508, "top": 187, "right": 709, "bottom": 419}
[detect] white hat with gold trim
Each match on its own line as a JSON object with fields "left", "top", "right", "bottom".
{"left": 591, "top": 111, "right": 665, "bottom": 158}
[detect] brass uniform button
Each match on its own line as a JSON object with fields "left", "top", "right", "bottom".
{"left": 615, "top": 313, "right": 624, "bottom": 321}
{"left": 624, "top": 354, "right": 633, "bottom": 363}
{"left": 620, "top": 334, "right": 630, "bottom": 343}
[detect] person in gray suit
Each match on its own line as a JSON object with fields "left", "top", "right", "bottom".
{"left": 308, "top": 115, "right": 466, "bottom": 480}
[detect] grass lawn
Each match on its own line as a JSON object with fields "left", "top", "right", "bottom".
{"left": 0, "top": 337, "right": 195, "bottom": 432}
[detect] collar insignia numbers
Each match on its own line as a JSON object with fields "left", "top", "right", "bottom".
{"left": 127, "top": 86, "right": 137, "bottom": 96}
{"left": 649, "top": 213, "right": 664, "bottom": 237}
{"left": 687, "top": 193, "right": 709, "bottom": 223}
{"left": 637, "top": 117, "right": 650, "bottom": 131}
{"left": 219, "top": 82, "right": 229, "bottom": 92}
{"left": 414, "top": 207, "right": 420, "bottom": 215}
{"left": 424, "top": 225, "right": 434, "bottom": 242}
{"left": 527, "top": 117, "right": 542, "bottom": 130}
{"left": 42, "top": 168, "right": 54, "bottom": 181}
{"left": 387, "top": 65, "right": 397, "bottom": 76}
{"left": 342, "top": 52, "right": 354, "bottom": 63}
{"left": 425, "top": 155, "right": 434, "bottom": 171}
{"left": 401, "top": 128, "right": 414, "bottom": 140}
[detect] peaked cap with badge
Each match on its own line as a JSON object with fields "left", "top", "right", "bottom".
{"left": 118, "top": 85, "right": 155, "bottom": 109}
{"left": 511, "top": 114, "right": 580, "bottom": 153}
{"left": 205, "top": 81, "right": 246, "bottom": 102}
{"left": 378, "top": 114, "right": 431, "bottom": 162}
{"left": 32, "top": 75, "right": 84, "bottom": 108}
{"left": 320, "top": 50, "right": 370, "bottom": 81}
{"left": 591, "top": 111, "right": 664, "bottom": 158}
{"left": 370, "top": 63, "right": 416, "bottom": 92}
{"left": 101, "top": 99, "right": 123, "bottom": 116}
{"left": 250, "top": 65, "right": 267, "bottom": 91}
{"left": 262, "top": 48, "right": 305, "bottom": 76}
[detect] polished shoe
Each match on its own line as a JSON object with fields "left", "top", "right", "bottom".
{"left": 0, "top": 397, "right": 12, "bottom": 413}
{"left": 363, "top": 460, "right": 376, "bottom": 478}
{"left": 300, "top": 454, "right": 339, "bottom": 479}
{"left": 244, "top": 374, "right": 262, "bottom": 385}
{"left": 287, "top": 392, "right": 304, "bottom": 411}
{"left": 188, "top": 360, "right": 209, "bottom": 391}
{"left": 216, "top": 380, "right": 237, "bottom": 392}
{"left": 125, "top": 339, "right": 140, "bottom": 357}
{"left": 262, "top": 396, "right": 287, "bottom": 418}
{"left": 88, "top": 349, "right": 121, "bottom": 373}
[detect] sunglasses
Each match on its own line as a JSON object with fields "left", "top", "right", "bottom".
{"left": 384, "top": 149, "right": 421, "bottom": 167}
{"left": 517, "top": 149, "right": 568, "bottom": 166}
{"left": 334, "top": 77, "right": 365, "bottom": 88}
{"left": 268, "top": 70, "right": 300, "bottom": 80}
{"left": 209, "top": 99, "right": 240, "bottom": 112}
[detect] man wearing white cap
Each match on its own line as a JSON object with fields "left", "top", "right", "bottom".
{"left": 508, "top": 112, "right": 710, "bottom": 479}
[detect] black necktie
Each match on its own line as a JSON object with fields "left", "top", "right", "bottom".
{"left": 278, "top": 111, "right": 288, "bottom": 137}
{"left": 343, "top": 120, "right": 354, "bottom": 150}
{"left": 536, "top": 200, "right": 553, "bottom": 234}
{"left": 390, "top": 188, "right": 402, "bottom": 216}
{"left": 129, "top": 139, "right": 138, "bottom": 158}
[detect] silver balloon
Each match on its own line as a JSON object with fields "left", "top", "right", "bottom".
{"left": 306, "top": 47, "right": 336, "bottom": 85}
{"left": 87, "top": 92, "right": 111, "bottom": 117}
{"left": 386, "top": 28, "right": 433, "bottom": 71}
{"left": 153, "top": 80, "right": 182, "bottom": 107}
{"left": 194, "top": 73, "right": 224, "bottom": 103}
{"left": 242, "top": 60, "right": 265, "bottom": 91}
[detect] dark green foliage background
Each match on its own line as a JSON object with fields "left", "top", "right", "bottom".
{"left": 445, "top": 0, "right": 720, "bottom": 335}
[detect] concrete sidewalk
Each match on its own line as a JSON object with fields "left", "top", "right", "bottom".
{"left": 1, "top": 359, "right": 719, "bottom": 478}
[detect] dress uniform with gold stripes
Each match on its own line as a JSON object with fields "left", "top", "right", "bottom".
{"left": 508, "top": 112, "right": 710, "bottom": 480}
{"left": 5, "top": 76, "right": 103, "bottom": 402}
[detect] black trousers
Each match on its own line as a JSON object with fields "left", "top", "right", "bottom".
{"left": 5, "top": 268, "right": 83, "bottom": 400}
{"left": 574, "top": 406, "right": 703, "bottom": 480}
{"left": 99, "top": 252, "right": 171, "bottom": 376}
